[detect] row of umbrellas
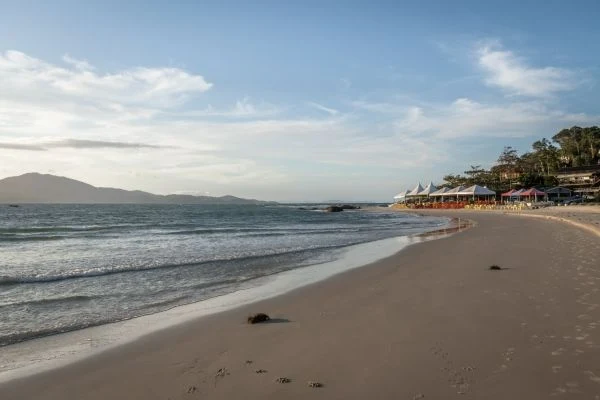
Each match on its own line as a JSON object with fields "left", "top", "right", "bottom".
{"left": 394, "top": 182, "right": 496, "bottom": 201}
{"left": 395, "top": 184, "right": 572, "bottom": 202}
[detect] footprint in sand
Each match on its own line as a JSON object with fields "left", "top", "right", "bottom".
{"left": 551, "top": 348, "right": 566, "bottom": 356}
{"left": 552, "top": 382, "right": 582, "bottom": 395}
{"left": 584, "top": 371, "right": 600, "bottom": 384}
{"left": 551, "top": 386, "right": 567, "bottom": 395}
{"left": 430, "top": 344, "right": 474, "bottom": 394}
{"left": 187, "top": 386, "right": 198, "bottom": 394}
{"left": 503, "top": 347, "right": 516, "bottom": 362}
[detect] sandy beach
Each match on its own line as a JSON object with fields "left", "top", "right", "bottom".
{"left": 2, "top": 210, "right": 600, "bottom": 399}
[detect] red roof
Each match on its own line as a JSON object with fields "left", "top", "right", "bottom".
{"left": 520, "top": 188, "right": 546, "bottom": 196}
{"left": 501, "top": 189, "right": 517, "bottom": 197}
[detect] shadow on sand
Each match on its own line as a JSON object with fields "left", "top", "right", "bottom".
{"left": 263, "top": 318, "right": 291, "bottom": 324}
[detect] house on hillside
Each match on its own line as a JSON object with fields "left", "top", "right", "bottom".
{"left": 555, "top": 165, "right": 600, "bottom": 197}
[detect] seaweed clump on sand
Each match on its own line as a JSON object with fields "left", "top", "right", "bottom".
{"left": 247, "top": 313, "right": 271, "bottom": 324}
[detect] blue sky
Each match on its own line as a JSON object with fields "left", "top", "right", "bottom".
{"left": 0, "top": 1, "right": 598, "bottom": 201}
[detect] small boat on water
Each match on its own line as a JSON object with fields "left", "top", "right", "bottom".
{"left": 8, "top": 204, "right": 20, "bottom": 208}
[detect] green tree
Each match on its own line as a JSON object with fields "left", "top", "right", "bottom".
{"left": 496, "top": 146, "right": 519, "bottom": 170}
{"left": 519, "top": 172, "right": 544, "bottom": 188}
{"left": 553, "top": 126, "right": 584, "bottom": 166}
{"left": 516, "top": 152, "right": 538, "bottom": 175}
{"left": 582, "top": 126, "right": 600, "bottom": 165}
{"left": 531, "top": 138, "right": 559, "bottom": 175}
{"left": 442, "top": 174, "right": 467, "bottom": 187}
{"left": 463, "top": 165, "right": 486, "bottom": 185}
{"left": 492, "top": 146, "right": 521, "bottom": 188}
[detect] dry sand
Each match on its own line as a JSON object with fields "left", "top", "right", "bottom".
{"left": 517, "top": 205, "right": 600, "bottom": 237}
{"left": 1, "top": 211, "right": 600, "bottom": 399}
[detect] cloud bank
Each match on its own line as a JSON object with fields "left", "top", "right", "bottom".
{"left": 0, "top": 139, "right": 170, "bottom": 151}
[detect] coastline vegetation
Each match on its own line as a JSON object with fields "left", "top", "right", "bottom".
{"left": 442, "top": 126, "right": 600, "bottom": 192}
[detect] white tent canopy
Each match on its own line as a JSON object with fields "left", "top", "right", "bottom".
{"left": 406, "top": 183, "right": 424, "bottom": 197}
{"left": 456, "top": 185, "right": 496, "bottom": 196}
{"left": 417, "top": 182, "right": 438, "bottom": 196}
{"left": 445, "top": 185, "right": 466, "bottom": 195}
{"left": 429, "top": 187, "right": 451, "bottom": 197}
{"left": 393, "top": 190, "right": 409, "bottom": 200}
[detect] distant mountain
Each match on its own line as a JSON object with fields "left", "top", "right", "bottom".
{"left": 0, "top": 173, "right": 273, "bottom": 205}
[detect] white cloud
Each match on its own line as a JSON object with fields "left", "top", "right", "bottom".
{"left": 307, "top": 102, "right": 339, "bottom": 115}
{"left": 349, "top": 96, "right": 599, "bottom": 147}
{"left": 62, "top": 54, "right": 94, "bottom": 71}
{"left": 351, "top": 100, "right": 401, "bottom": 114}
{"left": 178, "top": 97, "right": 281, "bottom": 118}
{"left": 477, "top": 44, "right": 576, "bottom": 97}
{"left": 0, "top": 50, "right": 212, "bottom": 107}
{"left": 391, "top": 97, "right": 595, "bottom": 138}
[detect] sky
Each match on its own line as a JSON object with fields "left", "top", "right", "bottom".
{"left": 0, "top": 0, "right": 599, "bottom": 201}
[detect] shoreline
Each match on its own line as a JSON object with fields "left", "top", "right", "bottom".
{"left": 0, "top": 214, "right": 453, "bottom": 383}
{"left": 2, "top": 211, "right": 600, "bottom": 399}
{"left": 392, "top": 204, "right": 600, "bottom": 237}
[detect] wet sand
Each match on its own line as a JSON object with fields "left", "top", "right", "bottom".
{"left": 1, "top": 211, "right": 600, "bottom": 399}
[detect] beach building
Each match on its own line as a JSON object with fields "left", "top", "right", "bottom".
{"left": 556, "top": 164, "right": 600, "bottom": 197}
{"left": 545, "top": 187, "right": 572, "bottom": 200}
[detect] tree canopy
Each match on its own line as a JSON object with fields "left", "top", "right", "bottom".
{"left": 442, "top": 126, "right": 599, "bottom": 192}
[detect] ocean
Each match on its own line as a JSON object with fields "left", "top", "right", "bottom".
{"left": 0, "top": 204, "right": 448, "bottom": 350}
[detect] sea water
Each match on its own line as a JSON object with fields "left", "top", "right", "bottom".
{"left": 0, "top": 204, "right": 448, "bottom": 376}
